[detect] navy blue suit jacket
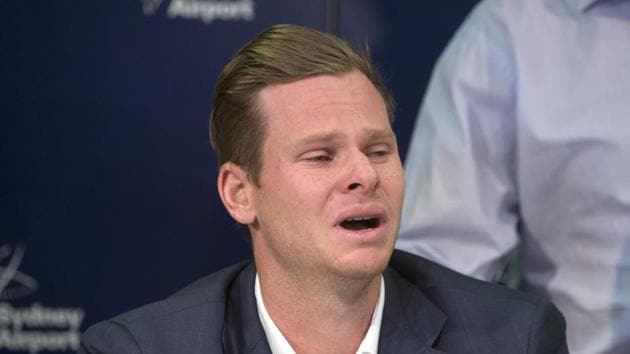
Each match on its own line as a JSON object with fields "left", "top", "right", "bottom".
{"left": 81, "top": 250, "right": 567, "bottom": 353}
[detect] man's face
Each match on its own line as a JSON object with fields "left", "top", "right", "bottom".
{"left": 250, "top": 70, "right": 404, "bottom": 280}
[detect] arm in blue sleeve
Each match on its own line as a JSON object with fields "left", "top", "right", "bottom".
{"left": 397, "top": 2, "right": 521, "bottom": 282}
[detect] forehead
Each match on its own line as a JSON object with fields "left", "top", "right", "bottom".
{"left": 257, "top": 71, "right": 390, "bottom": 138}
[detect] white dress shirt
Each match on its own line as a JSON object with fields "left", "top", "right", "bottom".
{"left": 397, "top": 0, "right": 630, "bottom": 353}
{"left": 254, "top": 274, "right": 384, "bottom": 354}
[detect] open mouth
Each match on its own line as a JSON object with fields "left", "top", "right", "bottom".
{"left": 339, "top": 216, "right": 381, "bottom": 231}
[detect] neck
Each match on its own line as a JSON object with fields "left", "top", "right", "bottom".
{"left": 255, "top": 257, "right": 382, "bottom": 353}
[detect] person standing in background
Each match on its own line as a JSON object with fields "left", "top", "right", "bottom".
{"left": 397, "top": 0, "right": 630, "bottom": 352}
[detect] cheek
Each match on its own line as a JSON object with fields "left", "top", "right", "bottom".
{"left": 263, "top": 169, "right": 333, "bottom": 218}
{"left": 381, "top": 165, "right": 405, "bottom": 200}
{"left": 285, "top": 167, "right": 337, "bottom": 194}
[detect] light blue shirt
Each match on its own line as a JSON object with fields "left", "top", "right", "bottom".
{"left": 397, "top": 0, "right": 630, "bottom": 353}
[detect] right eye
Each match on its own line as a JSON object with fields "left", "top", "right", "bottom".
{"left": 302, "top": 149, "right": 334, "bottom": 164}
{"left": 306, "top": 154, "right": 332, "bottom": 163}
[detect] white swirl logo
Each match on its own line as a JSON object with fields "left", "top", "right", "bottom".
{"left": 141, "top": 0, "right": 166, "bottom": 15}
{"left": 0, "top": 244, "right": 38, "bottom": 301}
{"left": 0, "top": 244, "right": 85, "bottom": 352}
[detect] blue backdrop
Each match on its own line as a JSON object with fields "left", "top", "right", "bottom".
{"left": 1, "top": 1, "right": 477, "bottom": 352}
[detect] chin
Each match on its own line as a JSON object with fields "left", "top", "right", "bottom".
{"left": 334, "top": 248, "right": 392, "bottom": 280}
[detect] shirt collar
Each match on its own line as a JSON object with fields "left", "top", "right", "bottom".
{"left": 254, "top": 274, "right": 385, "bottom": 354}
{"left": 356, "top": 276, "right": 385, "bottom": 354}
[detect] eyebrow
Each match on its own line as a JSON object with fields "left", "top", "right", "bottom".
{"left": 363, "top": 128, "right": 396, "bottom": 141}
{"left": 297, "top": 132, "right": 342, "bottom": 147}
{"left": 296, "top": 128, "right": 396, "bottom": 147}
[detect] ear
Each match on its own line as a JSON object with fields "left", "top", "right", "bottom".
{"left": 217, "top": 162, "right": 256, "bottom": 225}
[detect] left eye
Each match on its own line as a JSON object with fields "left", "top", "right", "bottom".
{"left": 307, "top": 154, "right": 332, "bottom": 162}
{"left": 368, "top": 149, "right": 389, "bottom": 158}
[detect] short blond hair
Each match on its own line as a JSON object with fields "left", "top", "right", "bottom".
{"left": 210, "top": 24, "right": 394, "bottom": 184}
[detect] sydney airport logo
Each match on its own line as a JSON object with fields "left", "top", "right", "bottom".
{"left": 141, "top": 0, "right": 255, "bottom": 24}
{"left": 0, "top": 244, "right": 84, "bottom": 353}
{"left": 0, "top": 244, "right": 37, "bottom": 301}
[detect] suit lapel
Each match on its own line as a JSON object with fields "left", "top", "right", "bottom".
{"left": 378, "top": 268, "right": 447, "bottom": 354}
{"left": 221, "top": 261, "right": 447, "bottom": 353}
{"left": 222, "top": 262, "right": 272, "bottom": 354}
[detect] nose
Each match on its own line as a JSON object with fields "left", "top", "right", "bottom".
{"left": 342, "top": 151, "right": 379, "bottom": 194}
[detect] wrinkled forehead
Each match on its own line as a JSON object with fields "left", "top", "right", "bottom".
{"left": 256, "top": 71, "right": 390, "bottom": 136}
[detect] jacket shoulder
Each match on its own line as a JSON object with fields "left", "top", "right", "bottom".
{"left": 389, "top": 250, "right": 567, "bottom": 353}
{"left": 80, "top": 261, "right": 252, "bottom": 353}
{"left": 390, "top": 249, "right": 536, "bottom": 302}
